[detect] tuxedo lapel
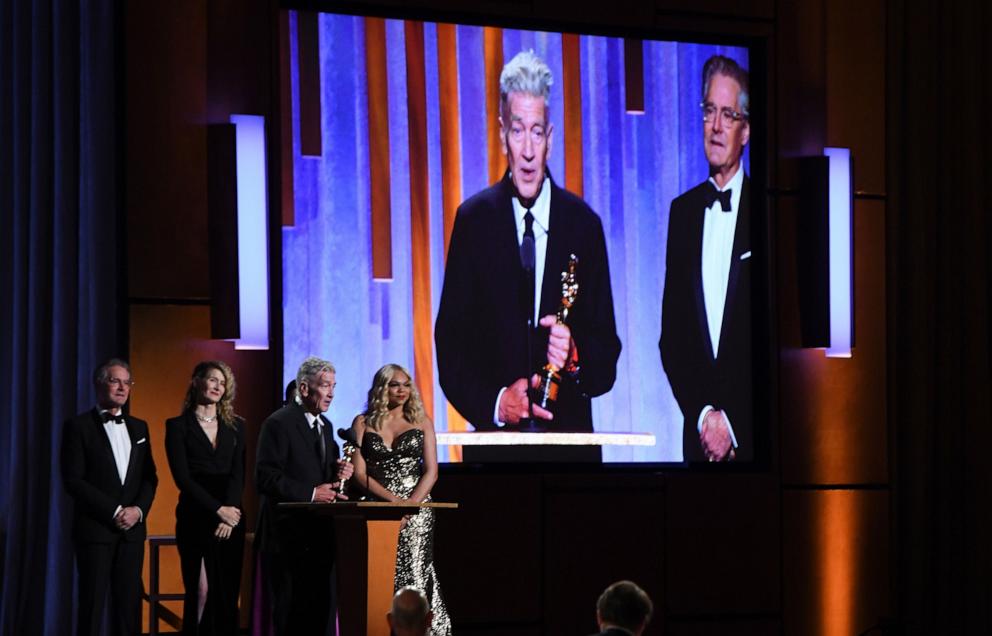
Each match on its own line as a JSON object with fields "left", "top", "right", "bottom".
{"left": 292, "top": 405, "right": 322, "bottom": 475}
{"left": 214, "top": 417, "right": 232, "bottom": 454}
{"left": 540, "top": 183, "right": 570, "bottom": 318}
{"left": 719, "top": 176, "right": 750, "bottom": 357}
{"left": 496, "top": 176, "right": 526, "bottom": 321}
{"left": 185, "top": 412, "right": 213, "bottom": 453}
{"left": 122, "top": 418, "right": 143, "bottom": 487}
{"left": 90, "top": 409, "right": 119, "bottom": 469}
{"left": 316, "top": 414, "right": 332, "bottom": 480}
{"left": 687, "top": 188, "right": 714, "bottom": 359}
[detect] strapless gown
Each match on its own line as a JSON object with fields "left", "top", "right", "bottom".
{"left": 362, "top": 428, "right": 451, "bottom": 635}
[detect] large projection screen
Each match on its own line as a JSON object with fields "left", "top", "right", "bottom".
{"left": 280, "top": 11, "right": 753, "bottom": 464}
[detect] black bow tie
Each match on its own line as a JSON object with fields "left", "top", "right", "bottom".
{"left": 704, "top": 182, "right": 733, "bottom": 212}
{"left": 102, "top": 412, "right": 125, "bottom": 424}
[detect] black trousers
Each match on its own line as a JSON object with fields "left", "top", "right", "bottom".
{"left": 176, "top": 514, "right": 245, "bottom": 635}
{"left": 263, "top": 545, "right": 336, "bottom": 636}
{"left": 75, "top": 538, "right": 144, "bottom": 636}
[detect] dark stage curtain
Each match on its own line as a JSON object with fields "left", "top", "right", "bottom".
{"left": 0, "top": 0, "right": 120, "bottom": 634}
{"left": 889, "top": 0, "right": 992, "bottom": 633}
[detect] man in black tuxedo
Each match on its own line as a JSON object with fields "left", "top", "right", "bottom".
{"left": 435, "top": 50, "right": 621, "bottom": 462}
{"left": 61, "top": 358, "right": 158, "bottom": 636}
{"left": 660, "top": 55, "right": 753, "bottom": 462}
{"left": 255, "top": 356, "right": 354, "bottom": 636}
{"left": 591, "top": 580, "right": 653, "bottom": 636}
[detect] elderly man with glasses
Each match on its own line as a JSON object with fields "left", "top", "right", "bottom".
{"left": 660, "top": 54, "right": 754, "bottom": 463}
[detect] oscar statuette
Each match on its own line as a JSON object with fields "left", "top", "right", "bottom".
{"left": 338, "top": 438, "right": 358, "bottom": 497}
{"left": 533, "top": 254, "right": 579, "bottom": 410}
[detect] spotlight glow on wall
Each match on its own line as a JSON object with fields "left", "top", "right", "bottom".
{"left": 230, "top": 114, "right": 270, "bottom": 350}
{"left": 824, "top": 147, "right": 852, "bottom": 358}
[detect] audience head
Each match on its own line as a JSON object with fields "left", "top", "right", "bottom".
{"left": 92, "top": 358, "right": 133, "bottom": 412}
{"left": 387, "top": 586, "right": 431, "bottom": 636}
{"left": 596, "top": 580, "right": 653, "bottom": 636}
{"left": 296, "top": 356, "right": 336, "bottom": 415}
{"left": 182, "top": 360, "right": 238, "bottom": 426}
{"left": 285, "top": 379, "right": 297, "bottom": 404}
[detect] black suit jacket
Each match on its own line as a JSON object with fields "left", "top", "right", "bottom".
{"left": 164, "top": 412, "right": 244, "bottom": 520}
{"left": 255, "top": 402, "right": 339, "bottom": 553}
{"left": 660, "top": 175, "right": 753, "bottom": 462}
{"left": 435, "top": 172, "right": 621, "bottom": 432}
{"left": 61, "top": 408, "right": 158, "bottom": 543}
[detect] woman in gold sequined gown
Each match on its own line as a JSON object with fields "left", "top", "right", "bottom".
{"left": 350, "top": 364, "right": 452, "bottom": 635}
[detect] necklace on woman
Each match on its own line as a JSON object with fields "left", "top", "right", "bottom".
{"left": 196, "top": 413, "right": 217, "bottom": 424}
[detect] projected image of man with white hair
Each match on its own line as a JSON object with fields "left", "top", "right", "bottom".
{"left": 435, "top": 49, "right": 621, "bottom": 463}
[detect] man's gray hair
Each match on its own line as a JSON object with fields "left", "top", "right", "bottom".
{"left": 499, "top": 49, "right": 553, "bottom": 116}
{"left": 296, "top": 356, "right": 335, "bottom": 391}
{"left": 390, "top": 586, "right": 430, "bottom": 631}
{"left": 597, "top": 580, "right": 653, "bottom": 632}
{"left": 701, "top": 54, "right": 750, "bottom": 119}
{"left": 92, "top": 358, "right": 132, "bottom": 385}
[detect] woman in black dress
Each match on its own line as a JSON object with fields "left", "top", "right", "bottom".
{"left": 165, "top": 361, "right": 245, "bottom": 635}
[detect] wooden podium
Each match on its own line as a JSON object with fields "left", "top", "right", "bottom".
{"left": 277, "top": 501, "right": 457, "bottom": 636}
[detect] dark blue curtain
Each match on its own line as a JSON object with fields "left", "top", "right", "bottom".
{"left": 0, "top": 0, "right": 120, "bottom": 634}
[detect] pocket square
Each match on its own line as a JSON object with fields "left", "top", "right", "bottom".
{"left": 136, "top": 438, "right": 147, "bottom": 445}
{"left": 740, "top": 251, "right": 752, "bottom": 260}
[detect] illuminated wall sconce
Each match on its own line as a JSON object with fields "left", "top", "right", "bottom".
{"left": 796, "top": 148, "right": 854, "bottom": 357}
{"left": 206, "top": 116, "right": 271, "bottom": 350}
{"left": 229, "top": 114, "right": 271, "bottom": 350}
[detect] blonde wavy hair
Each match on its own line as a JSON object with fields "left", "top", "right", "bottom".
{"left": 182, "top": 360, "right": 240, "bottom": 428}
{"left": 363, "top": 364, "right": 425, "bottom": 431}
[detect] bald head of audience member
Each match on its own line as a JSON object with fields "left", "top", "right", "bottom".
{"left": 387, "top": 586, "right": 431, "bottom": 636}
{"left": 596, "top": 580, "right": 653, "bottom": 636}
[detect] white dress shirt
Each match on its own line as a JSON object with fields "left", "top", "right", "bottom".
{"left": 304, "top": 410, "right": 323, "bottom": 501}
{"left": 101, "top": 409, "right": 131, "bottom": 483}
{"left": 697, "top": 165, "right": 744, "bottom": 448}
{"left": 511, "top": 176, "right": 551, "bottom": 326}
{"left": 701, "top": 164, "right": 744, "bottom": 357}
{"left": 493, "top": 177, "right": 552, "bottom": 425}
{"left": 100, "top": 408, "right": 135, "bottom": 521}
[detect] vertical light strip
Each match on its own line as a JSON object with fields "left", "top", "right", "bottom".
{"left": 561, "top": 33, "right": 584, "bottom": 196}
{"left": 297, "top": 11, "right": 322, "bottom": 157}
{"left": 230, "top": 114, "right": 270, "bottom": 350}
{"left": 437, "top": 23, "right": 468, "bottom": 457}
{"left": 819, "top": 491, "right": 855, "bottom": 636}
{"left": 436, "top": 23, "right": 462, "bottom": 254}
{"left": 366, "top": 17, "right": 393, "bottom": 280}
{"left": 824, "top": 147, "right": 852, "bottom": 358}
{"left": 483, "top": 27, "right": 504, "bottom": 186}
{"left": 278, "top": 11, "right": 295, "bottom": 227}
{"left": 404, "top": 21, "right": 435, "bottom": 422}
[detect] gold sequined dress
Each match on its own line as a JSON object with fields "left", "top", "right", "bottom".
{"left": 362, "top": 428, "right": 451, "bottom": 635}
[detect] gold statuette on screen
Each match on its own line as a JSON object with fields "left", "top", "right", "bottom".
{"left": 534, "top": 254, "right": 579, "bottom": 409}
{"left": 339, "top": 442, "right": 357, "bottom": 498}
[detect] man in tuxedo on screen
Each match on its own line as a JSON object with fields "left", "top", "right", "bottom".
{"left": 660, "top": 54, "right": 753, "bottom": 463}
{"left": 61, "top": 358, "right": 158, "bottom": 636}
{"left": 435, "top": 50, "right": 621, "bottom": 462}
{"left": 255, "top": 356, "right": 354, "bottom": 635}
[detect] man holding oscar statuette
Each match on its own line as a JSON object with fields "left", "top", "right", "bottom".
{"left": 435, "top": 50, "right": 621, "bottom": 462}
